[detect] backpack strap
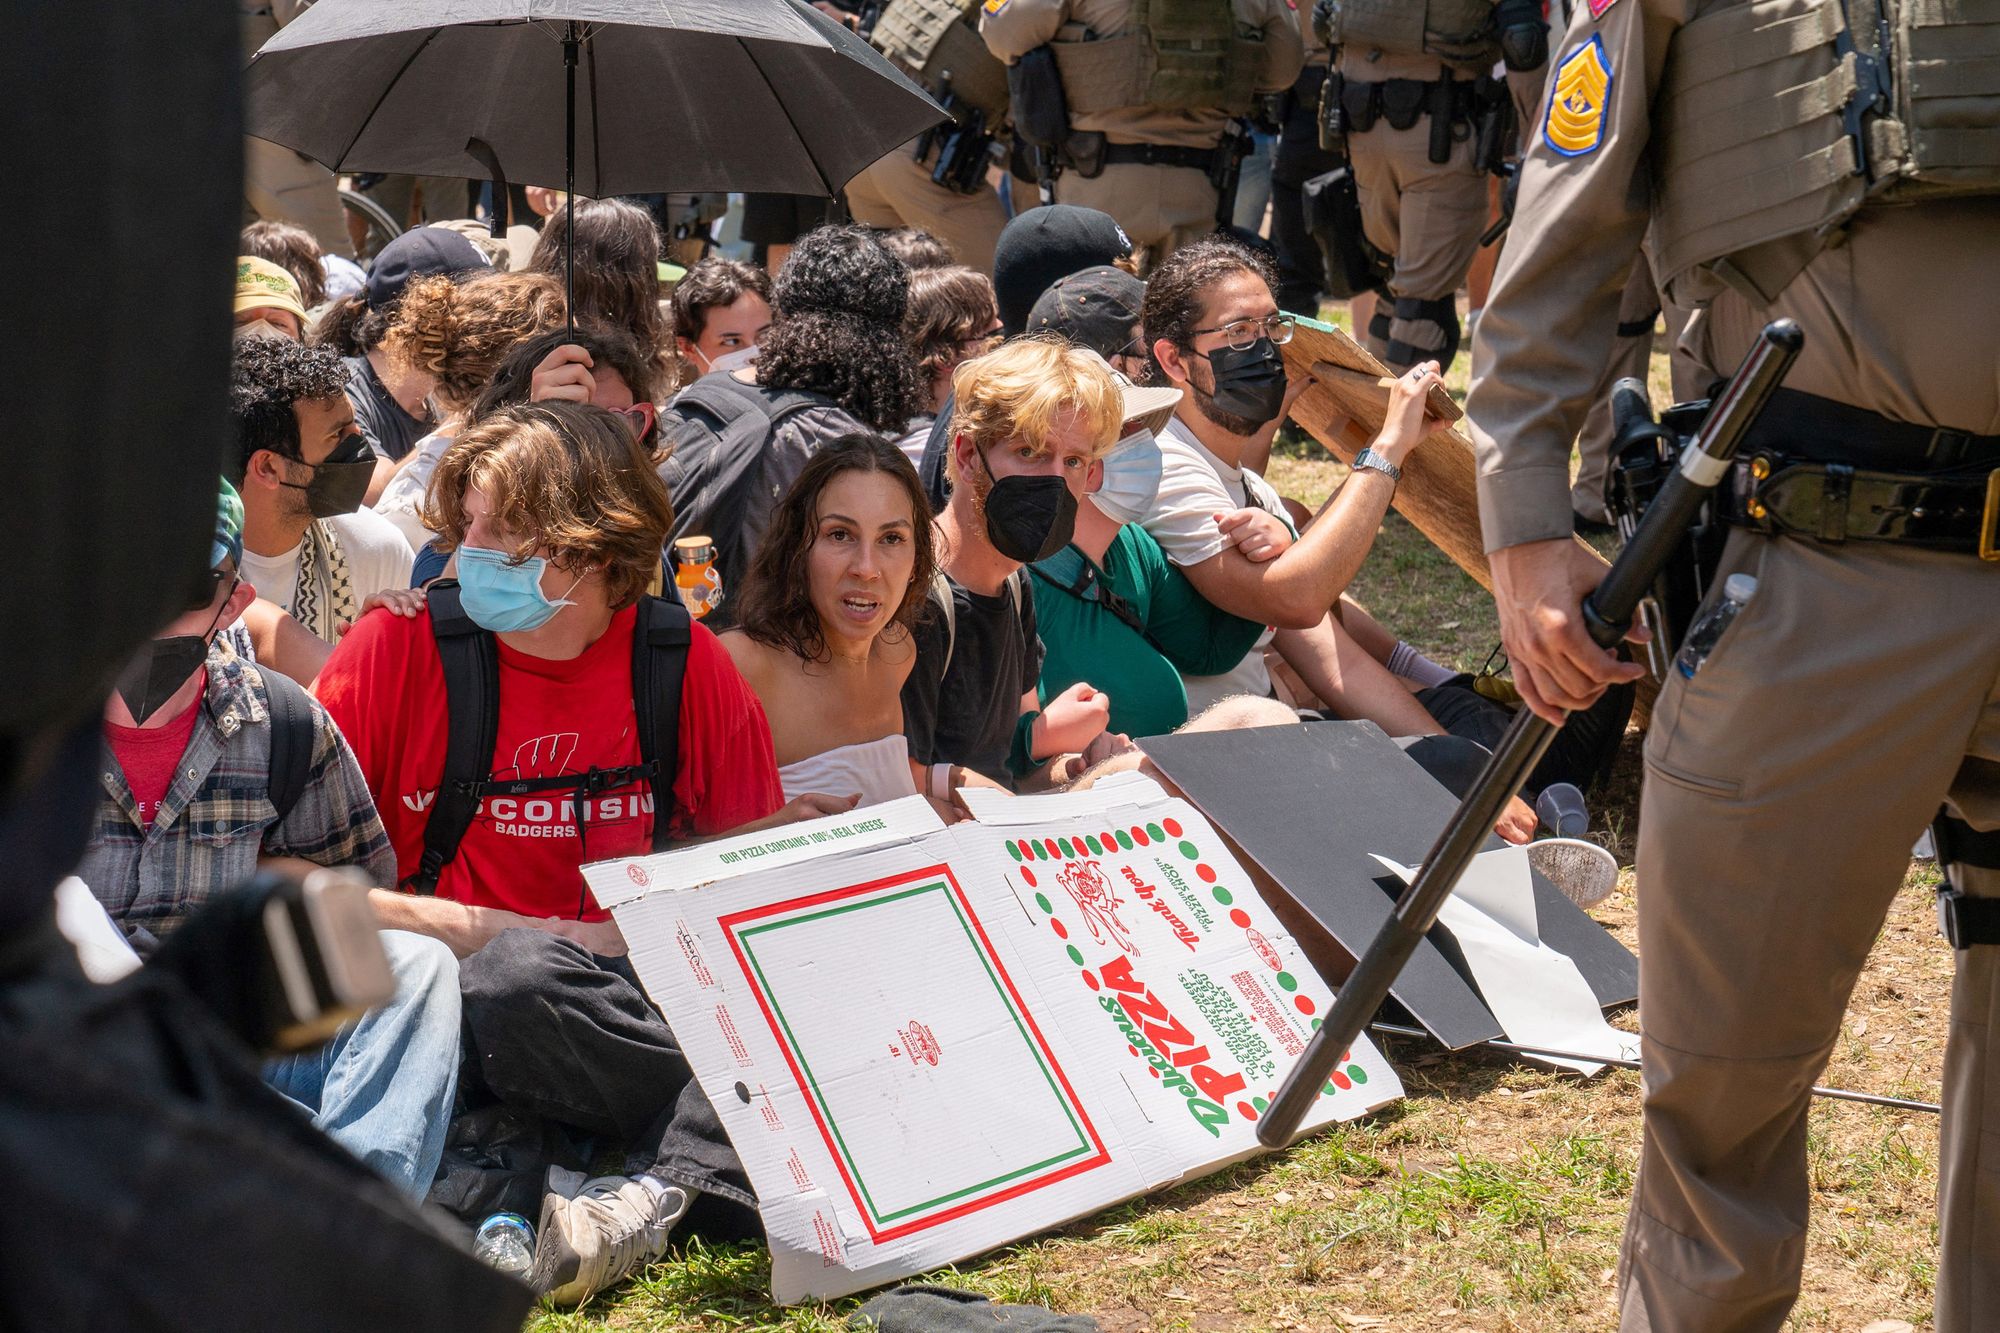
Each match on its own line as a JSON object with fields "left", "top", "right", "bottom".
{"left": 927, "top": 571, "right": 959, "bottom": 679}
{"left": 261, "top": 668, "right": 316, "bottom": 829}
{"left": 630, "top": 594, "right": 691, "bottom": 852}
{"left": 406, "top": 580, "right": 500, "bottom": 896}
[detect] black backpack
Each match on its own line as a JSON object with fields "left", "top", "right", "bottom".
{"left": 656, "top": 375, "right": 834, "bottom": 620}
{"left": 403, "top": 581, "right": 691, "bottom": 914}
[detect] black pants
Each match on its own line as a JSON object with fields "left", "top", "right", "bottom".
{"left": 458, "top": 929, "right": 757, "bottom": 1225}
{"left": 1414, "top": 676, "right": 1634, "bottom": 799}
{"left": 1270, "top": 66, "right": 1342, "bottom": 314}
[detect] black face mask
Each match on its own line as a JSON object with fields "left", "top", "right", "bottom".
{"left": 282, "top": 432, "right": 375, "bottom": 519}
{"left": 114, "top": 633, "right": 212, "bottom": 725}
{"left": 114, "top": 578, "right": 236, "bottom": 724}
{"left": 978, "top": 451, "right": 1078, "bottom": 564}
{"left": 1199, "top": 337, "right": 1289, "bottom": 428}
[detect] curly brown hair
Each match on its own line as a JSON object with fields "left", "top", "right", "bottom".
{"left": 423, "top": 401, "right": 674, "bottom": 611}
{"left": 732, "top": 433, "right": 936, "bottom": 665}
{"left": 528, "top": 198, "right": 666, "bottom": 357}
{"left": 386, "top": 271, "right": 567, "bottom": 410}
{"left": 240, "top": 220, "right": 326, "bottom": 308}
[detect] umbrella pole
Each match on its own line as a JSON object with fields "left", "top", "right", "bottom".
{"left": 563, "top": 20, "right": 578, "bottom": 337}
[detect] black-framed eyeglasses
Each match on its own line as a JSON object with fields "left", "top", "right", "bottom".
{"left": 1190, "top": 313, "right": 1296, "bottom": 352}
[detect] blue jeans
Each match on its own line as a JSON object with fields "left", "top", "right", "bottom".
{"left": 265, "top": 929, "right": 461, "bottom": 1200}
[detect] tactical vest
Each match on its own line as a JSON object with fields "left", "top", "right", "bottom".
{"left": 1051, "top": 0, "right": 1263, "bottom": 116}
{"left": 1652, "top": 0, "right": 2000, "bottom": 305}
{"left": 1329, "top": 0, "right": 1501, "bottom": 65}
{"left": 875, "top": 0, "right": 1011, "bottom": 121}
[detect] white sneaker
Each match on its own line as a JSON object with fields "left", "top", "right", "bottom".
{"left": 530, "top": 1167, "right": 690, "bottom": 1306}
{"left": 1528, "top": 837, "right": 1620, "bottom": 909}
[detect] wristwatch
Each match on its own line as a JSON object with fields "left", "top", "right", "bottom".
{"left": 1352, "top": 447, "right": 1402, "bottom": 484}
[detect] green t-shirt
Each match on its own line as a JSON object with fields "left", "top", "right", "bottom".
{"left": 1030, "top": 525, "right": 1269, "bottom": 740}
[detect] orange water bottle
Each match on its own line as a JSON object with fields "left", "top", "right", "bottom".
{"left": 672, "top": 537, "right": 724, "bottom": 620}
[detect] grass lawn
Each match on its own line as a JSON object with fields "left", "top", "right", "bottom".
{"left": 529, "top": 333, "right": 1947, "bottom": 1332}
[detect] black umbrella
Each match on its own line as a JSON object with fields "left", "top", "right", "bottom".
{"left": 246, "top": 0, "right": 943, "bottom": 315}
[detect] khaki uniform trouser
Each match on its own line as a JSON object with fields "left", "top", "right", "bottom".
{"left": 243, "top": 137, "right": 353, "bottom": 259}
{"left": 844, "top": 142, "right": 1010, "bottom": 275}
{"left": 1572, "top": 260, "right": 1660, "bottom": 522}
{"left": 1349, "top": 119, "right": 1486, "bottom": 365}
{"left": 1053, "top": 161, "right": 1216, "bottom": 271}
{"left": 1620, "top": 529, "right": 2000, "bottom": 1332}
{"left": 365, "top": 174, "right": 471, "bottom": 227}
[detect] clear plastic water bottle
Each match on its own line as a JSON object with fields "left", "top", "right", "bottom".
{"left": 1675, "top": 573, "right": 1757, "bottom": 679}
{"left": 472, "top": 1212, "right": 536, "bottom": 1278}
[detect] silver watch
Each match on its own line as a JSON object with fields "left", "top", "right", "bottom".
{"left": 1352, "top": 447, "right": 1402, "bottom": 483}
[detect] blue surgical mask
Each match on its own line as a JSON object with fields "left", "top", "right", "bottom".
{"left": 1087, "top": 428, "right": 1164, "bottom": 526}
{"left": 455, "top": 545, "right": 580, "bottom": 633}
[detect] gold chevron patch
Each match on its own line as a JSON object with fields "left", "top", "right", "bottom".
{"left": 1544, "top": 35, "right": 1612, "bottom": 157}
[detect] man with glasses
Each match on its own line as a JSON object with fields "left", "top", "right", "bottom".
{"left": 75, "top": 478, "right": 463, "bottom": 1201}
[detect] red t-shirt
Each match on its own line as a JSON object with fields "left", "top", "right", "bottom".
{"left": 316, "top": 604, "right": 784, "bottom": 921}
{"left": 105, "top": 703, "right": 203, "bottom": 826}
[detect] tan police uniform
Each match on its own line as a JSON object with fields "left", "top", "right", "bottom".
{"left": 979, "top": 0, "right": 1303, "bottom": 267}
{"left": 846, "top": 0, "right": 1012, "bottom": 272}
{"left": 1329, "top": 1, "right": 1503, "bottom": 370}
{"left": 1568, "top": 256, "right": 1661, "bottom": 524}
{"left": 1466, "top": 1, "right": 2000, "bottom": 1329}
{"left": 241, "top": 0, "right": 353, "bottom": 258}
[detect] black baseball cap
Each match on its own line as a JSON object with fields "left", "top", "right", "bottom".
{"left": 992, "top": 205, "right": 1133, "bottom": 337}
{"left": 362, "top": 225, "right": 491, "bottom": 311}
{"left": 1026, "top": 265, "right": 1146, "bottom": 361}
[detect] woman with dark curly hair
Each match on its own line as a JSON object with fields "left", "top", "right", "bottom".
{"left": 719, "top": 434, "right": 938, "bottom": 808}
{"left": 655, "top": 226, "right": 930, "bottom": 612}
{"left": 752, "top": 225, "right": 929, "bottom": 434}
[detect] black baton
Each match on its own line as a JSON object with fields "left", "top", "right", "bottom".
{"left": 1255, "top": 318, "right": 1804, "bottom": 1149}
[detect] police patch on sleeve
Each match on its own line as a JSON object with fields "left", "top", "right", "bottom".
{"left": 1543, "top": 35, "right": 1612, "bottom": 158}
{"left": 982, "top": 0, "right": 1009, "bottom": 12}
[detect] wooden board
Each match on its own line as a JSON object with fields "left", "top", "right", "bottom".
{"left": 1282, "top": 316, "right": 1658, "bottom": 719}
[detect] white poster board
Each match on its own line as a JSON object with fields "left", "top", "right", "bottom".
{"left": 583, "top": 778, "right": 1402, "bottom": 1303}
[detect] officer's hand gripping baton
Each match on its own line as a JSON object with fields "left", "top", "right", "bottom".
{"left": 1255, "top": 319, "right": 1803, "bottom": 1149}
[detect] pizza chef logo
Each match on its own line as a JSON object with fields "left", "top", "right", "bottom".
{"left": 1057, "top": 859, "right": 1140, "bottom": 956}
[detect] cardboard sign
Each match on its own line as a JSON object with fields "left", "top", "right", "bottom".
{"left": 583, "top": 778, "right": 1401, "bottom": 1304}
{"left": 1141, "top": 722, "right": 1638, "bottom": 1051}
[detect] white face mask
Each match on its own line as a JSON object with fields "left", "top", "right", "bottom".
{"left": 699, "top": 343, "right": 760, "bottom": 376}
{"left": 233, "top": 317, "right": 296, "bottom": 343}
{"left": 1087, "top": 427, "right": 1165, "bottom": 526}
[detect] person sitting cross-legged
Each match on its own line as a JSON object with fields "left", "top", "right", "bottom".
{"left": 315, "top": 401, "right": 824, "bottom": 1305}
{"left": 78, "top": 478, "right": 460, "bottom": 1201}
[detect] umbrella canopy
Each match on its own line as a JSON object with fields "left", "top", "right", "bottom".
{"left": 245, "top": 0, "right": 944, "bottom": 198}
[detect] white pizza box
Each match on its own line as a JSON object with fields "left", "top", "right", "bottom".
{"left": 583, "top": 778, "right": 1401, "bottom": 1304}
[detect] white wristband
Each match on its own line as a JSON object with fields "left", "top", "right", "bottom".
{"left": 928, "top": 763, "right": 955, "bottom": 802}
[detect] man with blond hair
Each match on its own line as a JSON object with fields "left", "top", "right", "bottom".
{"left": 902, "top": 339, "right": 1128, "bottom": 795}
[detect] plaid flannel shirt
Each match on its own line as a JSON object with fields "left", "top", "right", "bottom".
{"left": 80, "top": 639, "right": 396, "bottom": 946}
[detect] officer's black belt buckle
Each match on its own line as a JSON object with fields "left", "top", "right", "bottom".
{"left": 1731, "top": 454, "right": 2000, "bottom": 558}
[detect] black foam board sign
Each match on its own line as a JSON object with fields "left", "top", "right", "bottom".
{"left": 1141, "top": 720, "right": 1638, "bottom": 1051}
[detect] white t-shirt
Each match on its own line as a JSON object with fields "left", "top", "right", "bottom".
{"left": 241, "top": 507, "right": 415, "bottom": 622}
{"left": 374, "top": 428, "right": 454, "bottom": 551}
{"left": 1140, "top": 415, "right": 1293, "bottom": 713}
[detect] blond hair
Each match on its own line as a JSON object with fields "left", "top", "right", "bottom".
{"left": 946, "top": 337, "right": 1123, "bottom": 489}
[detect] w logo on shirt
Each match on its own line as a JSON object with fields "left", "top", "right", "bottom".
{"left": 505, "top": 732, "right": 581, "bottom": 779}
